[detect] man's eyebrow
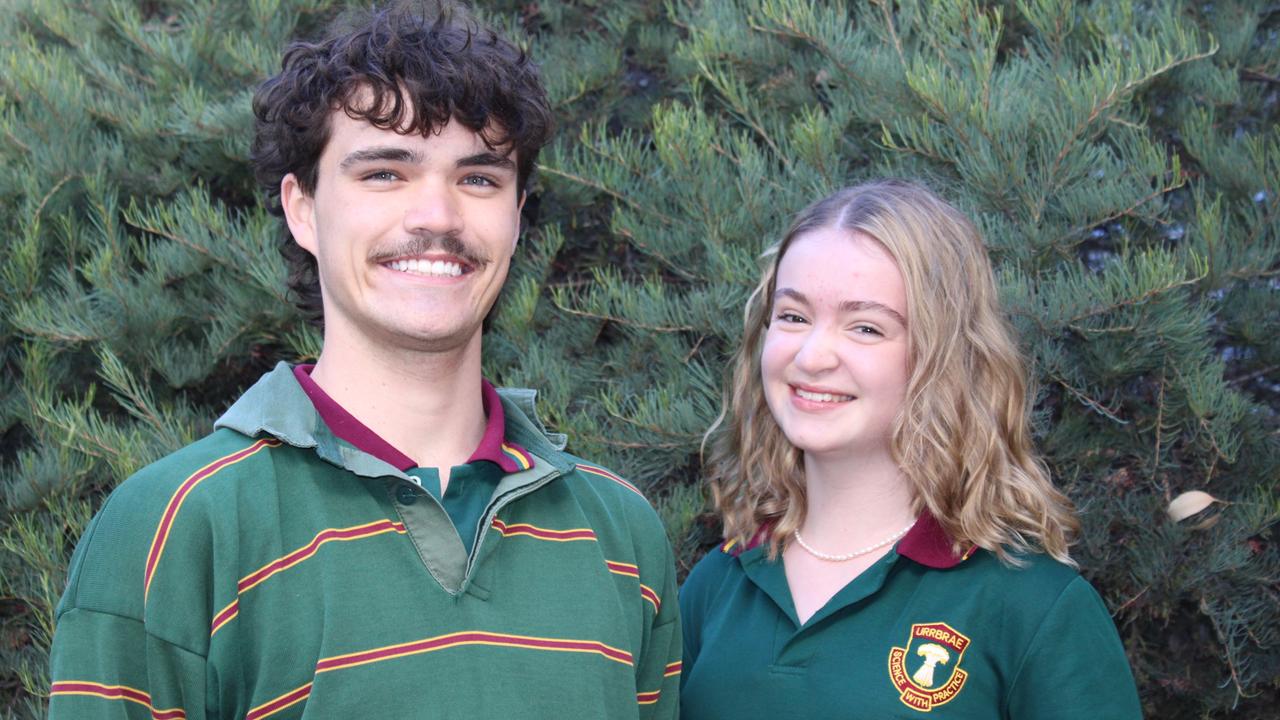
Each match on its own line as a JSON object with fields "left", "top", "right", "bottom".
{"left": 774, "top": 288, "right": 906, "bottom": 326}
{"left": 456, "top": 152, "right": 516, "bottom": 172}
{"left": 338, "top": 146, "right": 422, "bottom": 170}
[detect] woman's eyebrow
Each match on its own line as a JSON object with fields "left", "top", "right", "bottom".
{"left": 773, "top": 287, "right": 810, "bottom": 305}
{"left": 774, "top": 288, "right": 906, "bottom": 327}
{"left": 838, "top": 300, "right": 907, "bottom": 327}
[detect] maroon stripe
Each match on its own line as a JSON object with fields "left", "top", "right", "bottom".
{"left": 606, "top": 561, "right": 640, "bottom": 576}
{"left": 144, "top": 439, "right": 278, "bottom": 598}
{"left": 210, "top": 601, "right": 238, "bottom": 634}
{"left": 492, "top": 520, "right": 597, "bottom": 541}
{"left": 245, "top": 683, "right": 312, "bottom": 720}
{"left": 51, "top": 682, "right": 150, "bottom": 704}
{"left": 238, "top": 520, "right": 404, "bottom": 592}
{"left": 507, "top": 527, "right": 596, "bottom": 541}
{"left": 317, "top": 631, "right": 633, "bottom": 672}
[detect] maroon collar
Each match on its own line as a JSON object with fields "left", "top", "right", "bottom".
{"left": 895, "top": 511, "right": 967, "bottom": 568}
{"left": 724, "top": 510, "right": 968, "bottom": 569}
{"left": 293, "top": 364, "right": 532, "bottom": 473}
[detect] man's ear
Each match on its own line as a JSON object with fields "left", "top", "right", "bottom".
{"left": 281, "top": 173, "right": 318, "bottom": 256}
{"left": 512, "top": 190, "right": 527, "bottom": 254}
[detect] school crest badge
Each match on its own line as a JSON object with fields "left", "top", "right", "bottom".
{"left": 887, "top": 622, "right": 971, "bottom": 712}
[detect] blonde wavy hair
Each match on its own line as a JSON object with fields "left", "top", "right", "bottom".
{"left": 705, "top": 179, "right": 1079, "bottom": 564}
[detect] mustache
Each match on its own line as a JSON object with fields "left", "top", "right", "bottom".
{"left": 369, "top": 233, "right": 490, "bottom": 268}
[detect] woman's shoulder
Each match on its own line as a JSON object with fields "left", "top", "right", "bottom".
{"left": 937, "top": 548, "right": 1116, "bottom": 644}
{"left": 965, "top": 545, "right": 1078, "bottom": 579}
{"left": 682, "top": 540, "right": 745, "bottom": 595}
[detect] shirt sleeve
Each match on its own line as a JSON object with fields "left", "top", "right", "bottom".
{"left": 677, "top": 544, "right": 736, "bottom": 689}
{"left": 635, "top": 540, "right": 682, "bottom": 720}
{"left": 677, "top": 551, "right": 713, "bottom": 682}
{"left": 1005, "top": 575, "right": 1142, "bottom": 719}
{"left": 47, "top": 487, "right": 210, "bottom": 719}
{"left": 49, "top": 608, "right": 208, "bottom": 720}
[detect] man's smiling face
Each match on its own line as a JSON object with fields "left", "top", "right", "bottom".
{"left": 282, "top": 103, "right": 523, "bottom": 355}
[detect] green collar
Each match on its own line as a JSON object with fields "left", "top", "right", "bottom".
{"left": 215, "top": 361, "right": 575, "bottom": 478}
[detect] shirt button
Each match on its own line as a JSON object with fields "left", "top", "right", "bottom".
{"left": 395, "top": 484, "right": 418, "bottom": 505}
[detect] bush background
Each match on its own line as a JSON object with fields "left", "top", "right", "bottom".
{"left": 1, "top": 0, "right": 1277, "bottom": 717}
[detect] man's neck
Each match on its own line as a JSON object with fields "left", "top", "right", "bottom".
{"left": 309, "top": 330, "right": 487, "bottom": 483}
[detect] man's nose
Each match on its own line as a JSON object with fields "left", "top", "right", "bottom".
{"left": 403, "top": 180, "right": 462, "bottom": 236}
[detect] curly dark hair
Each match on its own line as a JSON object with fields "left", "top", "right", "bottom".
{"left": 251, "top": 0, "right": 555, "bottom": 325}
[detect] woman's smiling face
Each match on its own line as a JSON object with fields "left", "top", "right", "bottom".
{"left": 760, "top": 227, "right": 911, "bottom": 462}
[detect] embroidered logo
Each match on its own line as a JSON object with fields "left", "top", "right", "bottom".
{"left": 888, "top": 622, "right": 971, "bottom": 712}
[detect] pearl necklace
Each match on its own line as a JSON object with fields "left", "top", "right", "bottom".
{"left": 792, "top": 519, "right": 917, "bottom": 562}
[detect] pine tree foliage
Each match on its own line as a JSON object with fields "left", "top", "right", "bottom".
{"left": 0, "top": 1, "right": 1276, "bottom": 717}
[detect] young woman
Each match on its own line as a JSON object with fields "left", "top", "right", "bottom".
{"left": 679, "top": 180, "right": 1142, "bottom": 718}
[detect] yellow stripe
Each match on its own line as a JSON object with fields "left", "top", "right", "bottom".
{"left": 640, "top": 583, "right": 661, "bottom": 612}
{"left": 239, "top": 520, "right": 406, "bottom": 593}
{"left": 145, "top": 439, "right": 279, "bottom": 602}
{"left": 501, "top": 443, "right": 532, "bottom": 470}
{"left": 246, "top": 681, "right": 312, "bottom": 720}
{"left": 210, "top": 600, "right": 238, "bottom": 637}
{"left": 490, "top": 520, "right": 597, "bottom": 541}
{"left": 49, "top": 682, "right": 186, "bottom": 719}
{"left": 324, "top": 638, "right": 632, "bottom": 673}
{"left": 317, "top": 630, "right": 634, "bottom": 676}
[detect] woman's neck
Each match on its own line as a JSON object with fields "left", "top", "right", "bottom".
{"left": 799, "top": 449, "right": 916, "bottom": 549}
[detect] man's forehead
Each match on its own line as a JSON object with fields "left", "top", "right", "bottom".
{"left": 323, "top": 106, "right": 516, "bottom": 165}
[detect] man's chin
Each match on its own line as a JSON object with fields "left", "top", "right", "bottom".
{"left": 385, "top": 322, "right": 484, "bottom": 355}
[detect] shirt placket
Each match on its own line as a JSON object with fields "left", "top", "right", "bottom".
{"left": 740, "top": 548, "right": 902, "bottom": 670}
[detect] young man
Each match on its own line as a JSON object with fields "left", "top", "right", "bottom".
{"left": 47, "top": 4, "right": 680, "bottom": 718}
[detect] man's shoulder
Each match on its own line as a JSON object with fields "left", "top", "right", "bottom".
{"left": 559, "top": 455, "right": 654, "bottom": 508}
{"left": 117, "top": 428, "right": 285, "bottom": 507}
{"left": 493, "top": 387, "right": 668, "bottom": 552}
{"left": 57, "top": 429, "right": 284, "bottom": 619}
{"left": 534, "top": 451, "right": 669, "bottom": 553}
{"left": 552, "top": 453, "right": 666, "bottom": 527}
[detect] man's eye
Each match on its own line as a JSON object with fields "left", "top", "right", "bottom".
{"left": 362, "top": 170, "right": 399, "bottom": 182}
{"left": 462, "top": 175, "right": 497, "bottom": 187}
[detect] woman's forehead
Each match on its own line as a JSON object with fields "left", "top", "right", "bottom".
{"left": 775, "top": 228, "right": 907, "bottom": 317}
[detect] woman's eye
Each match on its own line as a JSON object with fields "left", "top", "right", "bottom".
{"left": 776, "top": 312, "right": 806, "bottom": 324}
{"left": 853, "top": 325, "right": 883, "bottom": 337}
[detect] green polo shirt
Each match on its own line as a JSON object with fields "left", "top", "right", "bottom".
{"left": 292, "top": 364, "right": 518, "bottom": 555}
{"left": 49, "top": 362, "right": 680, "bottom": 719}
{"left": 680, "top": 513, "right": 1141, "bottom": 718}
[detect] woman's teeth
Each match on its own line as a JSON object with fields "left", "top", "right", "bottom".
{"left": 795, "top": 388, "right": 853, "bottom": 403}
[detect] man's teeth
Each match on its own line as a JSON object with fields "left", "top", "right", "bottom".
{"left": 795, "top": 388, "right": 853, "bottom": 403}
{"left": 389, "top": 259, "right": 463, "bottom": 277}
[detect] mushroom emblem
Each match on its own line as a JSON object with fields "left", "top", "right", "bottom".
{"left": 911, "top": 643, "right": 951, "bottom": 688}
